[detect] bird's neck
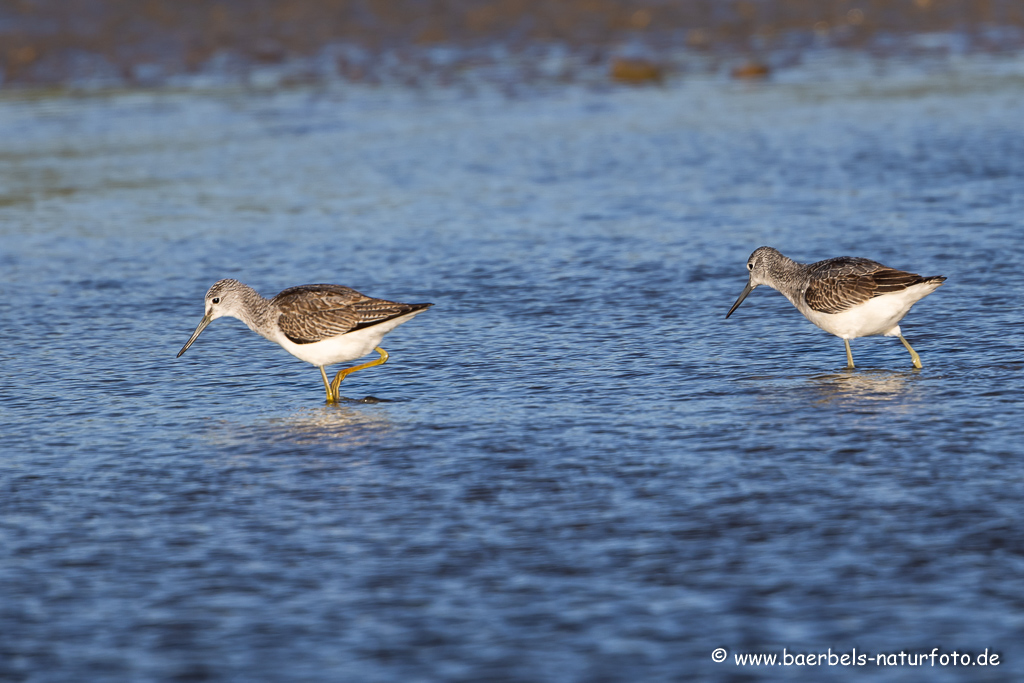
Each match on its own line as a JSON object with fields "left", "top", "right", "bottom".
{"left": 232, "top": 286, "right": 276, "bottom": 339}
{"left": 767, "top": 257, "right": 807, "bottom": 303}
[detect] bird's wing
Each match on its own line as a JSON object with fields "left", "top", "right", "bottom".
{"left": 804, "top": 257, "right": 927, "bottom": 314}
{"left": 274, "top": 284, "right": 429, "bottom": 344}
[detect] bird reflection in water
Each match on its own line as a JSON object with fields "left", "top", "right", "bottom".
{"left": 201, "top": 403, "right": 395, "bottom": 453}
{"left": 806, "top": 369, "right": 918, "bottom": 406}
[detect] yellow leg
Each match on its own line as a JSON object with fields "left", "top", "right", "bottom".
{"left": 899, "top": 335, "right": 922, "bottom": 369}
{"left": 844, "top": 339, "right": 855, "bottom": 369}
{"left": 329, "top": 346, "right": 389, "bottom": 397}
{"left": 319, "top": 366, "right": 337, "bottom": 403}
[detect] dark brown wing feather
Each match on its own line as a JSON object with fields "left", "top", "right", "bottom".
{"left": 273, "top": 284, "right": 431, "bottom": 344}
{"left": 804, "top": 257, "right": 937, "bottom": 314}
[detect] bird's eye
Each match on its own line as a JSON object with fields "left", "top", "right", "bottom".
{"left": 212, "top": 297, "right": 220, "bottom": 304}
{"left": 747, "top": 263, "right": 753, "bottom": 271}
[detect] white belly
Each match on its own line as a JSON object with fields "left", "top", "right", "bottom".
{"left": 794, "top": 282, "right": 941, "bottom": 340}
{"left": 266, "top": 309, "right": 428, "bottom": 367}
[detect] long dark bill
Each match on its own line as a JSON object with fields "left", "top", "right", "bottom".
{"left": 177, "top": 314, "right": 212, "bottom": 357}
{"left": 725, "top": 282, "right": 756, "bottom": 319}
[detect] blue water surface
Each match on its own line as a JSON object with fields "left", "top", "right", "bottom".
{"left": 2, "top": 54, "right": 1024, "bottom": 681}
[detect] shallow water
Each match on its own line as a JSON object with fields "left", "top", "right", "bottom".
{"left": 2, "top": 55, "right": 1024, "bottom": 681}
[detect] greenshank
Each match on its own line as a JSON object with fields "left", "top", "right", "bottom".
{"left": 726, "top": 247, "right": 945, "bottom": 369}
{"left": 178, "top": 279, "right": 431, "bottom": 402}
